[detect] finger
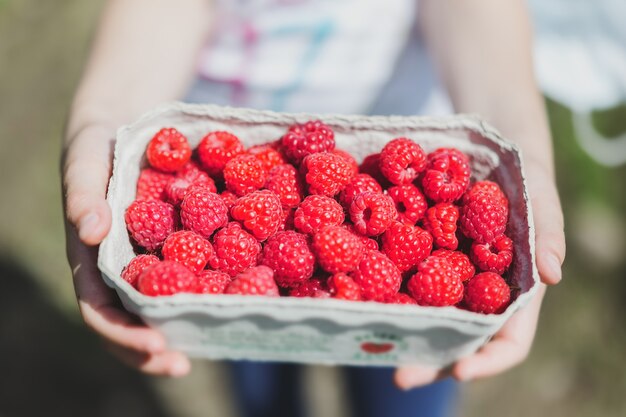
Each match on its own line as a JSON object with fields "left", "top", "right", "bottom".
{"left": 393, "top": 364, "right": 451, "bottom": 390}
{"left": 452, "top": 285, "right": 545, "bottom": 381}
{"left": 68, "top": 228, "right": 166, "bottom": 355}
{"left": 105, "top": 343, "right": 191, "bottom": 377}
{"left": 527, "top": 169, "right": 566, "bottom": 285}
{"left": 63, "top": 129, "right": 115, "bottom": 245}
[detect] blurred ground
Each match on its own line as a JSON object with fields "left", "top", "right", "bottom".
{"left": 0, "top": 1, "right": 625, "bottom": 416}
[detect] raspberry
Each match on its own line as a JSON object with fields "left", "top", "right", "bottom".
{"left": 464, "top": 272, "right": 511, "bottom": 314}
{"left": 349, "top": 191, "right": 397, "bottom": 236}
{"left": 350, "top": 250, "right": 401, "bottom": 301}
{"left": 301, "top": 152, "right": 354, "bottom": 197}
{"left": 209, "top": 222, "right": 261, "bottom": 276}
{"left": 248, "top": 144, "right": 286, "bottom": 172}
{"left": 422, "top": 203, "right": 460, "bottom": 250}
{"left": 421, "top": 148, "right": 471, "bottom": 203}
{"left": 407, "top": 256, "right": 464, "bottom": 307}
{"left": 470, "top": 235, "right": 514, "bottom": 275}
{"left": 193, "top": 270, "right": 231, "bottom": 294}
{"left": 379, "top": 138, "right": 427, "bottom": 185}
{"left": 265, "top": 164, "right": 304, "bottom": 209}
{"left": 339, "top": 174, "right": 382, "bottom": 208}
{"left": 432, "top": 249, "right": 475, "bottom": 282}
{"left": 180, "top": 187, "right": 228, "bottom": 239}
{"left": 343, "top": 224, "right": 379, "bottom": 251}
{"left": 312, "top": 225, "right": 364, "bottom": 274}
{"left": 225, "top": 265, "right": 279, "bottom": 297}
{"left": 121, "top": 254, "right": 160, "bottom": 288}
{"left": 460, "top": 192, "right": 508, "bottom": 244}
{"left": 125, "top": 199, "right": 176, "bottom": 251}
{"left": 386, "top": 184, "right": 427, "bottom": 225}
{"left": 230, "top": 190, "right": 283, "bottom": 241}
{"left": 385, "top": 293, "right": 418, "bottom": 305}
{"left": 331, "top": 148, "right": 359, "bottom": 177}
{"left": 162, "top": 230, "right": 214, "bottom": 274}
{"left": 136, "top": 168, "right": 173, "bottom": 201}
{"left": 463, "top": 180, "right": 508, "bottom": 208}
{"left": 198, "top": 131, "right": 245, "bottom": 176}
{"left": 359, "top": 153, "right": 391, "bottom": 188}
{"left": 223, "top": 154, "right": 268, "bottom": 196}
{"left": 146, "top": 127, "right": 192, "bottom": 173}
{"left": 289, "top": 279, "right": 330, "bottom": 298}
{"left": 281, "top": 120, "right": 335, "bottom": 164}
{"left": 293, "top": 194, "right": 344, "bottom": 235}
{"left": 328, "top": 273, "right": 362, "bottom": 301}
{"left": 260, "top": 231, "right": 315, "bottom": 287}
{"left": 220, "top": 190, "right": 238, "bottom": 210}
{"left": 137, "top": 261, "right": 196, "bottom": 296}
{"left": 165, "top": 176, "right": 216, "bottom": 206}
{"left": 381, "top": 222, "right": 433, "bottom": 272}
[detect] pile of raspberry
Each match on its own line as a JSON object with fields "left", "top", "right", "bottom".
{"left": 122, "top": 121, "right": 515, "bottom": 315}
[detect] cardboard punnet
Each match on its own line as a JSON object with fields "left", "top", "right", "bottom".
{"left": 98, "top": 103, "right": 538, "bottom": 367}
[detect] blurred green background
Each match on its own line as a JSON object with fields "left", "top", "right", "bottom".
{"left": 1, "top": 1, "right": 625, "bottom": 416}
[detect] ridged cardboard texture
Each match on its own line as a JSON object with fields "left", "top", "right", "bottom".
{"left": 98, "top": 102, "right": 538, "bottom": 367}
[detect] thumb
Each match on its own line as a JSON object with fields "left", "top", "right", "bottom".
{"left": 63, "top": 128, "right": 115, "bottom": 246}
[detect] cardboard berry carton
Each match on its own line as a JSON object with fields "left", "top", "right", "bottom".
{"left": 98, "top": 102, "right": 538, "bottom": 367}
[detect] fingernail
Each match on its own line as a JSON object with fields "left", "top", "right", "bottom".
{"left": 547, "top": 254, "right": 562, "bottom": 283}
{"left": 78, "top": 213, "right": 100, "bottom": 241}
{"left": 170, "top": 359, "right": 190, "bottom": 377}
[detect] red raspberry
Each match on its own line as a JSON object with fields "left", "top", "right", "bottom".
{"left": 165, "top": 177, "right": 217, "bottom": 206}
{"left": 248, "top": 144, "right": 286, "bottom": 172}
{"left": 230, "top": 190, "right": 283, "bottom": 241}
{"left": 431, "top": 249, "right": 475, "bottom": 282}
{"left": 470, "top": 235, "right": 514, "bottom": 275}
{"left": 265, "top": 164, "right": 304, "bottom": 209}
{"left": 198, "top": 131, "right": 245, "bottom": 176}
{"left": 281, "top": 120, "right": 335, "bottom": 164}
{"left": 350, "top": 250, "right": 401, "bottom": 301}
{"left": 379, "top": 138, "right": 427, "bottom": 185}
{"left": 223, "top": 154, "right": 268, "bottom": 197}
{"left": 339, "top": 174, "right": 382, "bottom": 208}
{"left": 125, "top": 199, "right": 176, "bottom": 251}
{"left": 343, "top": 224, "right": 379, "bottom": 251}
{"left": 386, "top": 184, "right": 427, "bottom": 225}
{"left": 161, "top": 230, "right": 214, "bottom": 274}
{"left": 301, "top": 152, "right": 354, "bottom": 197}
{"left": 422, "top": 203, "right": 460, "bottom": 250}
{"left": 220, "top": 190, "right": 238, "bottom": 210}
{"left": 407, "top": 256, "right": 464, "bottom": 307}
{"left": 421, "top": 148, "right": 471, "bottom": 203}
{"left": 349, "top": 191, "right": 397, "bottom": 236}
{"left": 225, "top": 265, "right": 279, "bottom": 297}
{"left": 146, "top": 127, "right": 192, "bottom": 173}
{"left": 331, "top": 148, "right": 359, "bottom": 177}
{"left": 138, "top": 261, "right": 196, "bottom": 296}
{"left": 289, "top": 278, "right": 330, "bottom": 298}
{"left": 293, "top": 194, "right": 344, "bottom": 235}
{"left": 381, "top": 222, "right": 433, "bottom": 272}
{"left": 121, "top": 254, "right": 160, "bottom": 288}
{"left": 312, "top": 225, "right": 364, "bottom": 274}
{"left": 260, "top": 231, "right": 315, "bottom": 287}
{"left": 359, "top": 153, "right": 391, "bottom": 188}
{"left": 210, "top": 222, "right": 261, "bottom": 276}
{"left": 136, "top": 168, "right": 173, "bottom": 201}
{"left": 463, "top": 180, "right": 508, "bottom": 208}
{"left": 385, "top": 293, "right": 418, "bottom": 305}
{"left": 464, "top": 272, "right": 511, "bottom": 314}
{"left": 460, "top": 192, "right": 508, "bottom": 244}
{"left": 328, "top": 273, "right": 362, "bottom": 301}
{"left": 193, "top": 270, "right": 231, "bottom": 294}
{"left": 180, "top": 187, "right": 228, "bottom": 239}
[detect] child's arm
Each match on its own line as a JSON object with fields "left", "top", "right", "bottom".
{"left": 394, "top": 0, "right": 565, "bottom": 387}
{"left": 63, "top": 0, "right": 212, "bottom": 376}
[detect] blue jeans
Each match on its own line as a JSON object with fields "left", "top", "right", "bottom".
{"left": 230, "top": 362, "right": 459, "bottom": 417}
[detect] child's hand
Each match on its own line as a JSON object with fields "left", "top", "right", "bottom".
{"left": 63, "top": 125, "right": 190, "bottom": 377}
